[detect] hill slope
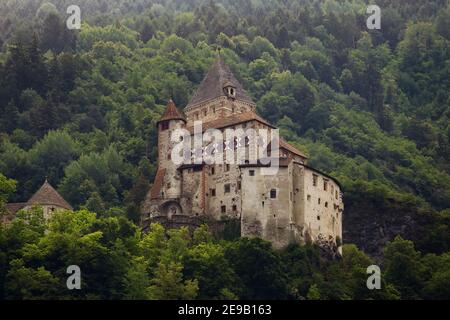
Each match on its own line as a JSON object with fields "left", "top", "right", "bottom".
{"left": 0, "top": 0, "right": 449, "bottom": 259}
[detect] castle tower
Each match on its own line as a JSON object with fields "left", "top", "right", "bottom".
{"left": 156, "top": 99, "right": 186, "bottom": 200}
{"left": 24, "top": 179, "right": 73, "bottom": 219}
{"left": 184, "top": 55, "right": 256, "bottom": 124}
{"left": 3, "top": 179, "right": 73, "bottom": 223}
{"left": 157, "top": 99, "right": 186, "bottom": 168}
{"left": 141, "top": 100, "right": 187, "bottom": 221}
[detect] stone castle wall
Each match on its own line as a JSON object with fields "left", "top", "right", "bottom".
{"left": 142, "top": 58, "right": 343, "bottom": 253}
{"left": 143, "top": 115, "right": 344, "bottom": 251}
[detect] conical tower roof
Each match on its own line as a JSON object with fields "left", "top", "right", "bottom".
{"left": 27, "top": 179, "right": 73, "bottom": 210}
{"left": 158, "top": 99, "right": 186, "bottom": 123}
{"left": 186, "top": 56, "right": 254, "bottom": 108}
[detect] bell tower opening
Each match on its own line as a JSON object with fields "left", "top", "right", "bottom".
{"left": 224, "top": 81, "right": 236, "bottom": 99}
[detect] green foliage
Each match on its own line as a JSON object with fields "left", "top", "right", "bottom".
{"left": 225, "top": 238, "right": 289, "bottom": 299}
{"left": 5, "top": 259, "right": 60, "bottom": 300}
{"left": 59, "top": 146, "right": 133, "bottom": 209}
{"left": 384, "top": 236, "right": 424, "bottom": 299}
{"left": 0, "top": 174, "right": 16, "bottom": 214}
{"left": 1, "top": 0, "right": 448, "bottom": 217}
{"left": 383, "top": 236, "right": 450, "bottom": 300}
{"left": 1, "top": 211, "right": 449, "bottom": 300}
{"left": 28, "top": 130, "right": 79, "bottom": 185}
{"left": 184, "top": 242, "right": 237, "bottom": 299}
{"left": 0, "top": 0, "right": 449, "bottom": 300}
{"left": 123, "top": 256, "right": 149, "bottom": 299}
{"left": 147, "top": 262, "right": 198, "bottom": 300}
{"left": 307, "top": 284, "right": 321, "bottom": 300}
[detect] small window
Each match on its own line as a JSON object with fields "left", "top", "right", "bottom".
{"left": 232, "top": 205, "right": 237, "bottom": 211}
{"left": 313, "top": 174, "right": 318, "bottom": 186}
{"left": 317, "top": 215, "right": 320, "bottom": 220}
{"left": 212, "top": 106, "right": 216, "bottom": 114}
{"left": 270, "top": 189, "right": 277, "bottom": 199}
{"left": 323, "top": 179, "right": 328, "bottom": 191}
{"left": 167, "top": 153, "right": 171, "bottom": 160}
{"left": 224, "top": 184, "right": 231, "bottom": 193}
{"left": 237, "top": 181, "right": 241, "bottom": 190}
{"left": 318, "top": 198, "right": 321, "bottom": 205}
{"left": 325, "top": 202, "right": 328, "bottom": 208}
{"left": 307, "top": 195, "right": 311, "bottom": 201}
{"left": 225, "top": 164, "right": 230, "bottom": 172}
{"left": 221, "top": 205, "right": 226, "bottom": 213}
{"left": 161, "top": 122, "right": 169, "bottom": 130}
{"left": 203, "top": 109, "right": 207, "bottom": 116}
{"left": 211, "top": 167, "right": 215, "bottom": 175}
{"left": 249, "top": 170, "right": 255, "bottom": 176}
{"left": 211, "top": 189, "right": 216, "bottom": 196}
{"left": 335, "top": 190, "right": 338, "bottom": 199}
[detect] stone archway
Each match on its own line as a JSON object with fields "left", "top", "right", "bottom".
{"left": 161, "top": 201, "right": 182, "bottom": 220}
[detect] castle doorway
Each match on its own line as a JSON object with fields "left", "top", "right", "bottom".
{"left": 161, "top": 201, "right": 182, "bottom": 220}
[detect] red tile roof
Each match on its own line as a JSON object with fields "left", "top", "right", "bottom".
{"left": 280, "top": 138, "right": 308, "bottom": 159}
{"left": 186, "top": 111, "right": 275, "bottom": 133}
{"left": 158, "top": 100, "right": 186, "bottom": 123}
{"left": 5, "top": 202, "right": 26, "bottom": 214}
{"left": 27, "top": 180, "right": 73, "bottom": 210}
{"left": 149, "top": 168, "right": 166, "bottom": 199}
{"left": 3, "top": 203, "right": 26, "bottom": 223}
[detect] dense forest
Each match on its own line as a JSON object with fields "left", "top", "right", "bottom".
{"left": 0, "top": 0, "right": 449, "bottom": 299}
{"left": 1, "top": 208, "right": 449, "bottom": 300}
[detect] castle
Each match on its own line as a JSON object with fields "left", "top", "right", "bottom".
{"left": 141, "top": 57, "right": 344, "bottom": 251}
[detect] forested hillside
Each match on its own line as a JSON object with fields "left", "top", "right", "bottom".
{"left": 0, "top": 0, "right": 449, "bottom": 299}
